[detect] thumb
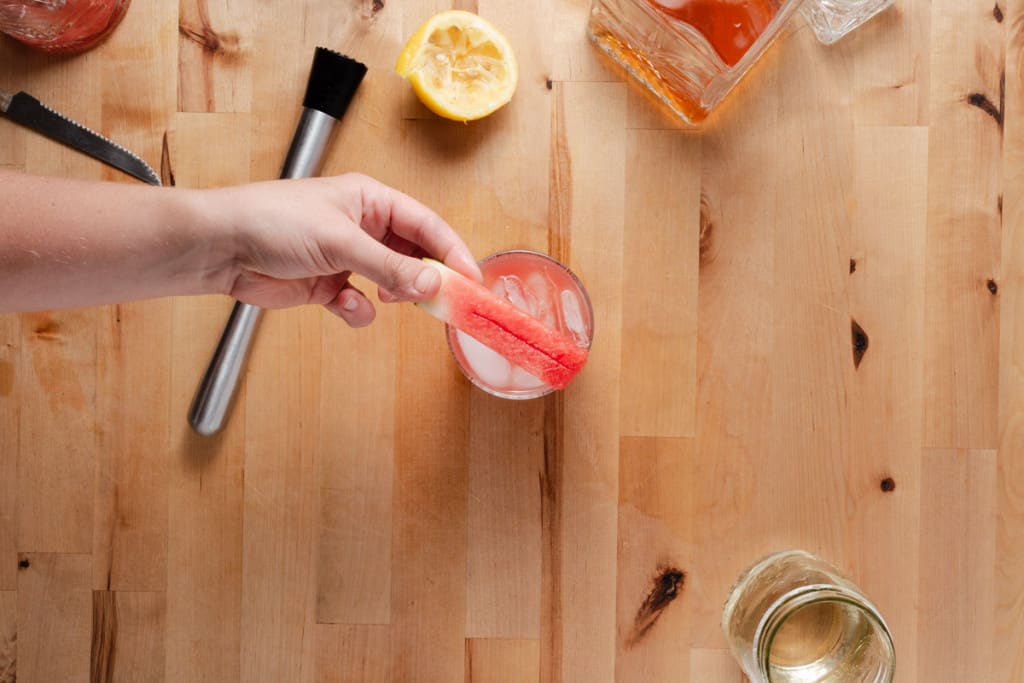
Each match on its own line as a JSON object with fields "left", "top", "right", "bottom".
{"left": 343, "top": 231, "right": 441, "bottom": 302}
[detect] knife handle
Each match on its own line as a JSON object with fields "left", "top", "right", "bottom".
{"left": 187, "top": 108, "right": 339, "bottom": 436}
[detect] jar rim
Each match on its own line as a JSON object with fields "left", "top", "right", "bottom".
{"left": 753, "top": 584, "right": 896, "bottom": 682}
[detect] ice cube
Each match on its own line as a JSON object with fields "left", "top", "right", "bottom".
{"left": 509, "top": 363, "right": 547, "bottom": 391}
{"left": 561, "top": 289, "right": 588, "bottom": 347}
{"left": 525, "top": 271, "right": 555, "bottom": 303}
{"left": 456, "top": 330, "right": 513, "bottom": 388}
{"left": 525, "top": 271, "right": 558, "bottom": 330}
{"left": 499, "top": 275, "right": 535, "bottom": 315}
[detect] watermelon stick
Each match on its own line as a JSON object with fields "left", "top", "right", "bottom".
{"left": 415, "top": 259, "right": 589, "bottom": 390}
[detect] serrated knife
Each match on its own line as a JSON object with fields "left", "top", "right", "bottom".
{"left": 0, "top": 87, "right": 160, "bottom": 185}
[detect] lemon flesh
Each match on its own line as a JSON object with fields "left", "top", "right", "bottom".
{"left": 396, "top": 11, "right": 518, "bottom": 122}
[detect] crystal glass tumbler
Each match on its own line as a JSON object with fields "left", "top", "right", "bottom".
{"left": 801, "top": 0, "right": 894, "bottom": 45}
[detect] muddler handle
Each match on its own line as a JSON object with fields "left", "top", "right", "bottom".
{"left": 188, "top": 108, "right": 342, "bottom": 436}
{"left": 187, "top": 48, "right": 367, "bottom": 436}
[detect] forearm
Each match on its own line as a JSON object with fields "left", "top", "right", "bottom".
{"left": 0, "top": 171, "right": 237, "bottom": 312}
{"left": 0, "top": 171, "right": 479, "bottom": 322}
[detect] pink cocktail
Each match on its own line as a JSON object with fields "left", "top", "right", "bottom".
{"left": 446, "top": 250, "right": 593, "bottom": 399}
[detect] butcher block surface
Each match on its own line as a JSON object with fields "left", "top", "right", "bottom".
{"left": 0, "top": 0, "right": 1021, "bottom": 681}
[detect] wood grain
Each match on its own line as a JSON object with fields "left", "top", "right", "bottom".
{"left": 620, "top": 130, "right": 700, "bottom": 438}
{"left": 178, "top": 0, "right": 252, "bottom": 112}
{"left": 90, "top": 2, "right": 176, "bottom": 594}
{"left": 17, "top": 309, "right": 96, "bottom": 554}
{"left": 0, "top": 591, "right": 14, "bottom": 683}
{"left": 164, "top": 112, "right": 249, "bottom": 683}
{"left": 389, "top": 120, "right": 472, "bottom": 682}
{"left": 240, "top": 307, "right": 323, "bottom": 683}
{"left": 544, "top": 80, "right": 625, "bottom": 683}
{"left": 998, "top": 5, "right": 1024, "bottom": 681}
{"left": 923, "top": 0, "right": 1003, "bottom": 449}
{"left": 102, "top": 0, "right": 177, "bottom": 173}
{"left": 166, "top": 293, "right": 246, "bottom": 683}
{"left": 96, "top": 591, "right": 167, "bottom": 683}
{"left": 464, "top": 0, "right": 551, "bottom": 642}
{"left": 0, "top": 43, "right": 25, "bottom": 170}
{"left": 692, "top": 50, "right": 779, "bottom": 612}
{"left": 767, "top": 30, "right": 853, "bottom": 565}
{"left": 616, "top": 437, "right": 695, "bottom": 682}
{"left": 466, "top": 394, "right": 544, "bottom": 639}
{"left": 13, "top": 29, "right": 120, "bottom": 563}
{"left": 847, "top": 125, "right": 929, "bottom": 683}
{"left": 918, "top": 449, "right": 997, "bottom": 682}
{"left": 465, "top": 638, "right": 540, "bottom": 683}
{"left": 314, "top": 624, "right": 391, "bottom": 683}
{"left": 689, "top": 649, "right": 744, "bottom": 682}
{"left": 240, "top": 32, "right": 340, "bottom": 683}
{"left": 317, "top": 478, "right": 393, "bottom": 625}
{"left": 849, "top": 0, "right": 930, "bottom": 126}
{"left": 314, "top": 30, "right": 404, "bottom": 635}
{"left": 93, "top": 300, "right": 172, "bottom": 592}
{"left": 551, "top": 0, "right": 614, "bottom": 82}
{"left": 16, "top": 553, "right": 91, "bottom": 683}
{"left": 0, "top": 0, "right": 1019, "bottom": 680}
{"left": 0, "top": 317, "right": 16, "bottom": 592}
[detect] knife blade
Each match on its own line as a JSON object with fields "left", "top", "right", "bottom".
{"left": 0, "top": 87, "right": 161, "bottom": 186}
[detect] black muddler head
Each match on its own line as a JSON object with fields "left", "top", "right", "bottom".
{"left": 303, "top": 47, "right": 368, "bottom": 120}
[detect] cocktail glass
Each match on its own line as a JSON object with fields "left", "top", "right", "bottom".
{"left": 446, "top": 250, "right": 594, "bottom": 400}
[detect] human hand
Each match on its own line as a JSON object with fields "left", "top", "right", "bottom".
{"left": 205, "top": 173, "right": 481, "bottom": 327}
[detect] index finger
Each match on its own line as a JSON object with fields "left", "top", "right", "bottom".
{"left": 349, "top": 174, "right": 482, "bottom": 282}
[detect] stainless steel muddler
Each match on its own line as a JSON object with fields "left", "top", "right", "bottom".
{"left": 188, "top": 48, "right": 367, "bottom": 436}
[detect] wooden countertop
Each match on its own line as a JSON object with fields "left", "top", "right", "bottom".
{"left": 0, "top": 0, "right": 1020, "bottom": 681}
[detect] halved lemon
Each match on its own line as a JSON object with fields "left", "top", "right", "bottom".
{"left": 395, "top": 10, "right": 518, "bottom": 122}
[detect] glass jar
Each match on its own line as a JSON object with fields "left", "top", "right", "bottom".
{"left": 0, "top": 0, "right": 131, "bottom": 54}
{"left": 722, "top": 550, "right": 895, "bottom": 683}
{"left": 586, "top": 0, "right": 893, "bottom": 125}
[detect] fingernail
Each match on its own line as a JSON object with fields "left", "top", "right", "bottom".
{"left": 343, "top": 295, "right": 359, "bottom": 311}
{"left": 413, "top": 267, "right": 440, "bottom": 295}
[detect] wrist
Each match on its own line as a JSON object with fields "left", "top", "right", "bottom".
{"left": 164, "top": 186, "right": 244, "bottom": 297}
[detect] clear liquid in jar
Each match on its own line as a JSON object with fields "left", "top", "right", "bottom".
{"left": 769, "top": 600, "right": 880, "bottom": 682}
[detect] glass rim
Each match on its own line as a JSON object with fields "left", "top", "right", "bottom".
{"left": 444, "top": 249, "right": 594, "bottom": 400}
{"left": 754, "top": 584, "right": 896, "bottom": 682}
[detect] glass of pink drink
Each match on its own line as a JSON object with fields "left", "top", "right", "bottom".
{"left": 446, "top": 250, "right": 594, "bottom": 400}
